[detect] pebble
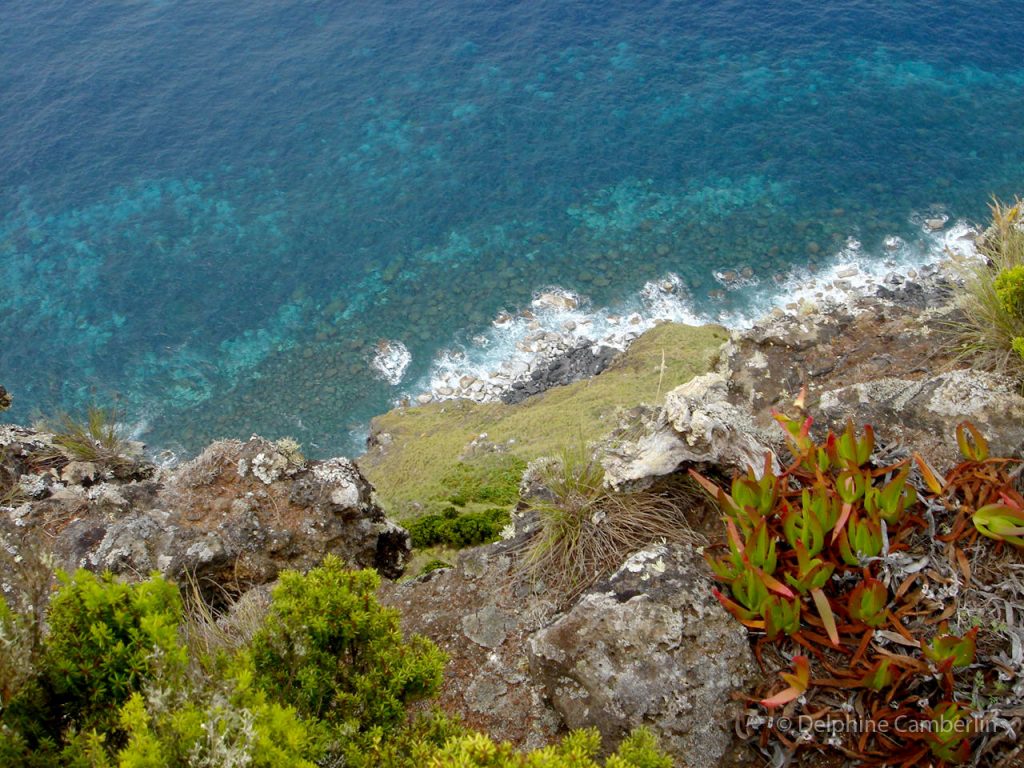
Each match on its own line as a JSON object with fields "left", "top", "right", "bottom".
{"left": 836, "top": 267, "right": 859, "bottom": 279}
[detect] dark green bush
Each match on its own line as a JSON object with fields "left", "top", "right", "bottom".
{"left": 408, "top": 507, "right": 509, "bottom": 549}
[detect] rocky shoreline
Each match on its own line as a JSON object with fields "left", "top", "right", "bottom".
{"left": 410, "top": 221, "right": 980, "bottom": 408}
{"left": 2, "top": 216, "right": 1023, "bottom": 767}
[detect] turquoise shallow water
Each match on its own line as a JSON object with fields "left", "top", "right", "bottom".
{"left": 1, "top": 1, "right": 1023, "bottom": 456}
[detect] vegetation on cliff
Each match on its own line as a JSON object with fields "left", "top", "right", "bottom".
{"left": 954, "top": 196, "right": 1024, "bottom": 375}
{"left": 697, "top": 410, "right": 1023, "bottom": 766}
{"left": 0, "top": 556, "right": 671, "bottom": 767}
{"left": 359, "top": 322, "right": 726, "bottom": 519}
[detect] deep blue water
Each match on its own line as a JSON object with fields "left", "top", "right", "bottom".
{"left": 2, "top": 0, "right": 1023, "bottom": 457}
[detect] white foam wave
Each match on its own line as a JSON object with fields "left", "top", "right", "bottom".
{"left": 370, "top": 339, "right": 412, "bottom": 385}
{"left": 410, "top": 216, "right": 983, "bottom": 405}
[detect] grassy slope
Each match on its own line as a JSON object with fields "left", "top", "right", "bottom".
{"left": 357, "top": 322, "right": 728, "bottom": 519}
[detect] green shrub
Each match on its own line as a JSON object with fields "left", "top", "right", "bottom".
{"left": 43, "top": 570, "right": 186, "bottom": 736}
{"left": 994, "top": 264, "right": 1024, "bottom": 318}
{"left": 408, "top": 507, "right": 509, "bottom": 549}
{"left": 116, "top": 671, "right": 316, "bottom": 768}
{"left": 441, "top": 455, "right": 526, "bottom": 507}
{"left": 249, "top": 555, "right": 446, "bottom": 736}
{"left": 424, "top": 727, "right": 672, "bottom": 767}
{"left": 342, "top": 710, "right": 467, "bottom": 768}
{"left": 1013, "top": 336, "right": 1024, "bottom": 361}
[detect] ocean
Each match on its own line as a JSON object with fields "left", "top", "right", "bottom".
{"left": 1, "top": 0, "right": 1022, "bottom": 457}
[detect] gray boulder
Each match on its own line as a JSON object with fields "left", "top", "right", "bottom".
{"left": 818, "top": 369, "right": 1024, "bottom": 468}
{"left": 601, "top": 372, "right": 777, "bottom": 488}
{"left": 527, "top": 544, "right": 756, "bottom": 767}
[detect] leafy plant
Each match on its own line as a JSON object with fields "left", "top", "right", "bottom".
{"left": 694, "top": 413, "right": 1007, "bottom": 766}
{"left": 408, "top": 507, "right": 509, "bottom": 549}
{"left": 424, "top": 726, "right": 672, "bottom": 768}
{"left": 43, "top": 570, "right": 186, "bottom": 737}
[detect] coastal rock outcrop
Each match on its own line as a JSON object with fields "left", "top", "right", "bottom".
{"left": 0, "top": 430, "right": 409, "bottom": 595}
{"left": 502, "top": 343, "right": 619, "bottom": 404}
{"left": 378, "top": 519, "right": 755, "bottom": 765}
{"left": 816, "top": 370, "right": 1024, "bottom": 465}
{"left": 717, "top": 273, "right": 1024, "bottom": 469}
{"left": 527, "top": 544, "right": 755, "bottom": 767}
{"left": 601, "top": 372, "right": 778, "bottom": 488}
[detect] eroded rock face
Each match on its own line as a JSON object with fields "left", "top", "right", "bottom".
{"left": 0, "top": 431, "right": 410, "bottom": 594}
{"left": 717, "top": 278, "right": 1024, "bottom": 470}
{"left": 527, "top": 544, "right": 756, "bottom": 767}
{"left": 601, "top": 372, "right": 778, "bottom": 488}
{"left": 817, "top": 370, "right": 1024, "bottom": 467}
{"left": 378, "top": 536, "right": 756, "bottom": 766}
{"left": 377, "top": 538, "right": 564, "bottom": 750}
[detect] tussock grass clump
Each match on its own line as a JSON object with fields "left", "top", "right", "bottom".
{"left": 952, "top": 196, "right": 1024, "bottom": 375}
{"left": 44, "top": 405, "right": 144, "bottom": 478}
{"left": 516, "top": 446, "right": 704, "bottom": 603}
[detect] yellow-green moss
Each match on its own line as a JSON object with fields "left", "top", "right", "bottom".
{"left": 358, "top": 322, "right": 727, "bottom": 519}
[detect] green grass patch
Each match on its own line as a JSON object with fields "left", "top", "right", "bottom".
{"left": 358, "top": 322, "right": 727, "bottom": 518}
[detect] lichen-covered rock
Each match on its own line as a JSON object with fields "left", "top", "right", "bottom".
{"left": 377, "top": 538, "right": 564, "bottom": 750}
{"left": 817, "top": 369, "right": 1024, "bottom": 468}
{"left": 601, "top": 373, "right": 777, "bottom": 488}
{"left": 0, "top": 431, "right": 410, "bottom": 597}
{"left": 526, "top": 544, "right": 756, "bottom": 767}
